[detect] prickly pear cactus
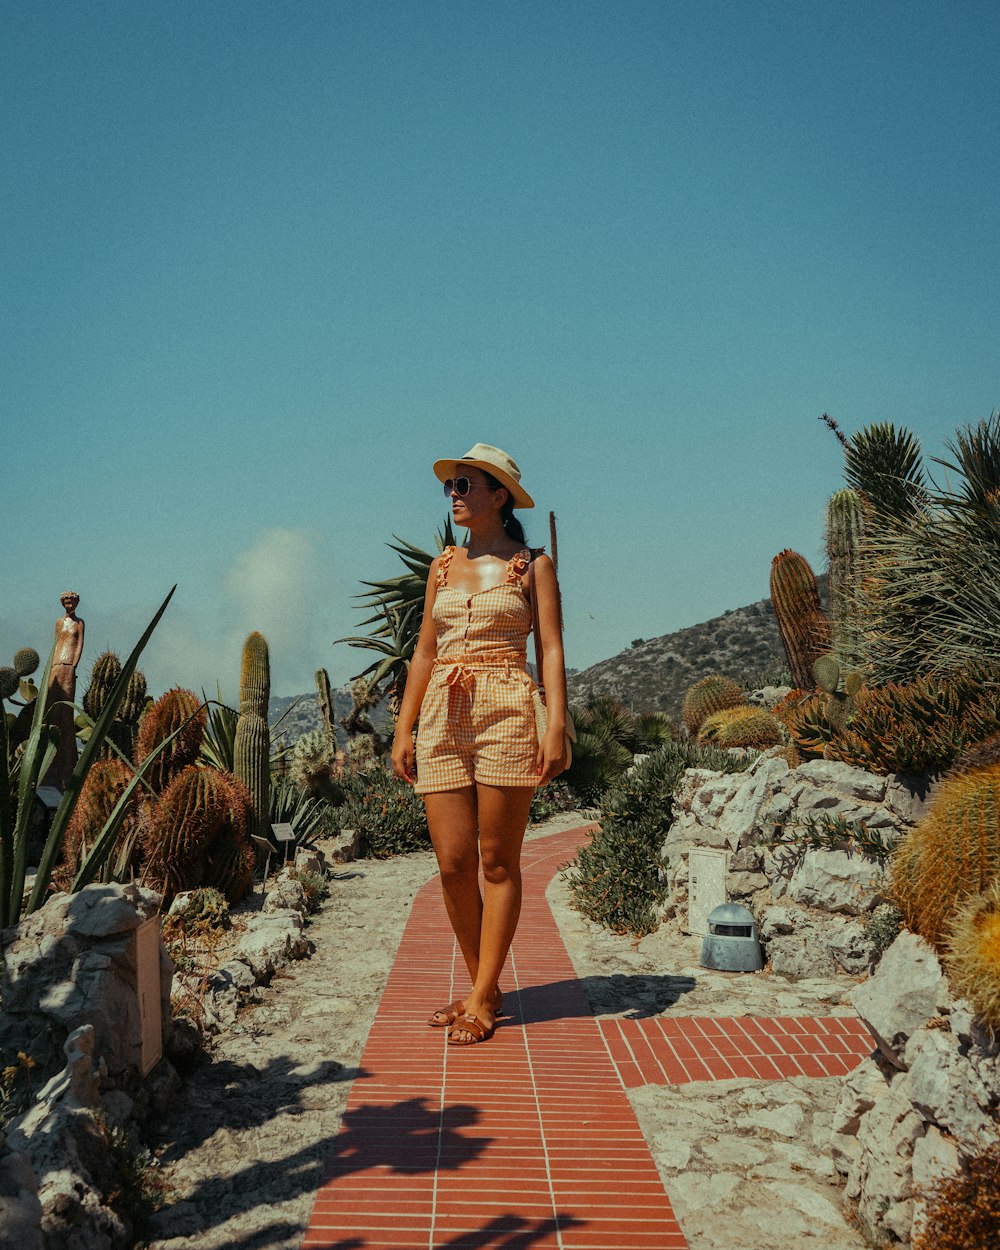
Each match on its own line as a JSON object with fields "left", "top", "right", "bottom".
{"left": 770, "top": 550, "right": 832, "bottom": 690}
{"left": 234, "top": 633, "right": 270, "bottom": 842}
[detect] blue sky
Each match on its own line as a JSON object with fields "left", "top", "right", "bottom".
{"left": 3, "top": 1, "right": 998, "bottom": 701}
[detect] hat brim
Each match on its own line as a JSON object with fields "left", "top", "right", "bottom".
{"left": 432, "top": 457, "right": 535, "bottom": 508}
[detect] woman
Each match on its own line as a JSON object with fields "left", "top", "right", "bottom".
{"left": 392, "top": 443, "right": 570, "bottom": 1046}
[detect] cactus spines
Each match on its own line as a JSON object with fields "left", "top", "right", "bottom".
{"left": 145, "top": 764, "right": 240, "bottom": 901}
{"left": 234, "top": 633, "right": 270, "bottom": 841}
{"left": 83, "top": 652, "right": 123, "bottom": 720}
{"left": 769, "top": 549, "right": 833, "bottom": 690}
{"left": 13, "top": 648, "right": 39, "bottom": 678}
{"left": 844, "top": 670, "right": 865, "bottom": 699}
{"left": 316, "top": 667, "right": 335, "bottom": 747}
{"left": 681, "top": 675, "right": 745, "bottom": 737}
{"left": 135, "top": 687, "right": 206, "bottom": 792}
{"left": 0, "top": 668, "right": 18, "bottom": 701}
{"left": 888, "top": 761, "right": 1000, "bottom": 950}
{"left": 59, "top": 759, "right": 140, "bottom": 889}
{"left": 943, "top": 880, "right": 1000, "bottom": 1032}
{"left": 697, "top": 706, "right": 783, "bottom": 749}
{"left": 812, "top": 654, "right": 841, "bottom": 695}
{"left": 120, "top": 670, "right": 148, "bottom": 725}
{"left": 826, "top": 488, "right": 866, "bottom": 668}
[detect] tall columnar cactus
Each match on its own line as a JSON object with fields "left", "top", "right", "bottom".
{"left": 888, "top": 762, "right": 1000, "bottom": 950}
{"left": 234, "top": 632, "right": 270, "bottom": 842}
{"left": 681, "top": 675, "right": 745, "bottom": 737}
{"left": 769, "top": 550, "right": 833, "bottom": 690}
{"left": 825, "top": 489, "right": 866, "bottom": 669}
{"left": 83, "top": 652, "right": 123, "bottom": 720}
{"left": 316, "top": 667, "right": 335, "bottom": 748}
{"left": 135, "top": 687, "right": 206, "bottom": 792}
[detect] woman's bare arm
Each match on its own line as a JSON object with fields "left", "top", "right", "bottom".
{"left": 531, "top": 554, "right": 570, "bottom": 783}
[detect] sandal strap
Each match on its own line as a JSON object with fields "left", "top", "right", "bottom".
{"left": 449, "top": 1013, "right": 491, "bottom": 1043}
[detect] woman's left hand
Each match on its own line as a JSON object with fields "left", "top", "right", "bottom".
{"left": 536, "top": 727, "right": 569, "bottom": 784}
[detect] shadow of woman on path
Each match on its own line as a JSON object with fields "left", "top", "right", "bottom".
{"left": 509, "top": 971, "right": 696, "bottom": 1024}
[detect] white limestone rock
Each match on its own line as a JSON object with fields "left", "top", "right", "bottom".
{"left": 788, "top": 848, "right": 887, "bottom": 916}
{"left": 849, "top": 932, "right": 949, "bottom": 1070}
{"left": 904, "top": 1027, "right": 996, "bottom": 1153}
{"left": 846, "top": 1072, "right": 924, "bottom": 1243}
{"left": 830, "top": 1056, "right": 888, "bottom": 1175}
{"left": 233, "top": 910, "right": 309, "bottom": 981}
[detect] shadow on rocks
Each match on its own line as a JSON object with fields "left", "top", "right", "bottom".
{"left": 510, "top": 972, "right": 696, "bottom": 1023}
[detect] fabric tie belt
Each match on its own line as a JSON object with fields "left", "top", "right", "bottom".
{"left": 434, "top": 651, "right": 528, "bottom": 695}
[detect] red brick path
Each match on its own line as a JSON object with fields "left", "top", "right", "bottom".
{"left": 303, "top": 825, "right": 873, "bottom": 1250}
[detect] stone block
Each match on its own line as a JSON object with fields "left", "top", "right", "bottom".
{"left": 830, "top": 1056, "right": 887, "bottom": 1175}
{"left": 233, "top": 910, "right": 309, "bottom": 981}
{"left": 792, "top": 760, "right": 888, "bottom": 802}
{"left": 788, "top": 849, "right": 887, "bottom": 916}
{"left": 850, "top": 932, "right": 949, "bottom": 1069}
{"left": 905, "top": 1027, "right": 995, "bottom": 1153}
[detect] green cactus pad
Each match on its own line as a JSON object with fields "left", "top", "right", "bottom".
{"left": 812, "top": 654, "right": 841, "bottom": 694}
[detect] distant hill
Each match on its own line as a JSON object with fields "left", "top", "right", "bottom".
{"left": 566, "top": 592, "right": 805, "bottom": 721}
{"left": 269, "top": 683, "right": 390, "bottom": 750}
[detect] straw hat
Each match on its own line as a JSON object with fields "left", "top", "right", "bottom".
{"left": 432, "top": 443, "right": 535, "bottom": 509}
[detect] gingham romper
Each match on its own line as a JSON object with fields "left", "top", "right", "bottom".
{"left": 414, "top": 545, "right": 541, "bottom": 794}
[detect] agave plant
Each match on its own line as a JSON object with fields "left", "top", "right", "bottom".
{"left": 336, "top": 518, "right": 456, "bottom": 713}
{"left": 0, "top": 587, "right": 177, "bottom": 926}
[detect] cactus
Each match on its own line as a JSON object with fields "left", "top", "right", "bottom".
{"left": 234, "top": 632, "right": 270, "bottom": 841}
{"left": 946, "top": 732, "right": 1000, "bottom": 780}
{"left": 12, "top": 648, "right": 39, "bottom": 678}
{"left": 681, "top": 675, "right": 744, "bottom": 737}
{"left": 145, "top": 765, "right": 230, "bottom": 900}
{"left": 135, "top": 687, "right": 206, "bottom": 792}
{"left": 204, "top": 830, "right": 256, "bottom": 904}
{"left": 120, "top": 670, "right": 148, "bottom": 725}
{"left": 316, "top": 667, "right": 336, "bottom": 748}
{"left": 825, "top": 489, "right": 866, "bottom": 668}
{"left": 58, "top": 758, "right": 140, "bottom": 889}
{"left": 888, "top": 762, "right": 1000, "bottom": 950}
{"left": 697, "top": 706, "right": 782, "bottom": 749}
{"left": 943, "top": 879, "right": 1000, "bottom": 1032}
{"left": 0, "top": 668, "right": 18, "bottom": 701}
{"left": 83, "top": 652, "right": 123, "bottom": 720}
{"left": 769, "top": 550, "right": 832, "bottom": 690}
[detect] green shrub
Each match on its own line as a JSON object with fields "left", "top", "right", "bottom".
{"left": 529, "top": 781, "right": 576, "bottom": 824}
{"left": 335, "top": 763, "right": 430, "bottom": 858}
{"left": 563, "top": 743, "right": 754, "bottom": 936}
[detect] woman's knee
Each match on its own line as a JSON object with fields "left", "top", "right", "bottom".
{"left": 437, "top": 848, "right": 479, "bottom": 884}
{"left": 480, "top": 850, "right": 520, "bottom": 887}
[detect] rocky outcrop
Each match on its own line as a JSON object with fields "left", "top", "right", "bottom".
{"left": 832, "top": 932, "right": 1000, "bottom": 1245}
{"left": 661, "top": 751, "right": 934, "bottom": 979}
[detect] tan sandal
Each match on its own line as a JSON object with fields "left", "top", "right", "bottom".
{"left": 447, "top": 1011, "right": 495, "bottom": 1046}
{"left": 427, "top": 987, "right": 503, "bottom": 1028}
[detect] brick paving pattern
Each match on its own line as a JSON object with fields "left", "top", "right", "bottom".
{"left": 304, "top": 825, "right": 873, "bottom": 1249}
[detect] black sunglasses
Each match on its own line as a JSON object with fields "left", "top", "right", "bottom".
{"left": 443, "top": 476, "right": 496, "bottom": 498}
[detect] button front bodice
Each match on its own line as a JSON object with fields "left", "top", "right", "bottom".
{"left": 431, "top": 547, "right": 532, "bottom": 666}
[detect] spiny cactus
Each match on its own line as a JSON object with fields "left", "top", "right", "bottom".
{"left": 0, "top": 668, "right": 18, "bottom": 701}
{"left": 681, "top": 675, "right": 745, "bottom": 737}
{"left": 12, "top": 648, "right": 39, "bottom": 678}
{"left": 58, "top": 758, "right": 141, "bottom": 889}
{"left": 316, "top": 668, "right": 335, "bottom": 748}
{"left": 943, "top": 880, "right": 1000, "bottom": 1032}
{"left": 145, "top": 765, "right": 231, "bottom": 901}
{"left": 888, "top": 762, "right": 1000, "bottom": 950}
{"left": 234, "top": 633, "right": 270, "bottom": 841}
{"left": 697, "top": 705, "right": 782, "bottom": 749}
{"left": 120, "top": 670, "right": 148, "bottom": 725}
{"left": 769, "top": 550, "right": 832, "bottom": 690}
{"left": 135, "top": 687, "right": 206, "bottom": 792}
{"left": 83, "top": 652, "right": 123, "bottom": 720}
{"left": 291, "top": 728, "right": 345, "bottom": 804}
{"left": 946, "top": 733, "right": 1000, "bottom": 780}
{"left": 204, "top": 829, "right": 256, "bottom": 904}
{"left": 825, "top": 489, "right": 866, "bottom": 669}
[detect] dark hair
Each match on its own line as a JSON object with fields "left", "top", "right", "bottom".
{"left": 482, "top": 470, "right": 527, "bottom": 544}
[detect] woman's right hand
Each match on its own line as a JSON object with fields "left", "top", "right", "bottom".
{"left": 392, "top": 731, "right": 415, "bottom": 786}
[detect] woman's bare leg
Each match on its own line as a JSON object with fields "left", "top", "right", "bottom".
{"left": 423, "top": 787, "right": 482, "bottom": 992}
{"left": 451, "top": 783, "right": 534, "bottom": 1042}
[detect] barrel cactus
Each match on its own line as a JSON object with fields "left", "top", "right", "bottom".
{"left": 135, "top": 687, "right": 206, "bottom": 792}
{"left": 888, "top": 762, "right": 1000, "bottom": 950}
{"left": 234, "top": 633, "right": 270, "bottom": 842}
{"left": 943, "top": 880, "right": 1000, "bottom": 1032}
{"left": 12, "top": 648, "right": 39, "bottom": 678}
{"left": 769, "top": 550, "right": 832, "bottom": 690}
{"left": 681, "top": 675, "right": 744, "bottom": 737}
{"left": 698, "top": 706, "right": 783, "bottom": 749}
{"left": 58, "top": 758, "right": 141, "bottom": 889}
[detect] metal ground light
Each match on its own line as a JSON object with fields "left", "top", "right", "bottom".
{"left": 699, "top": 901, "right": 764, "bottom": 972}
